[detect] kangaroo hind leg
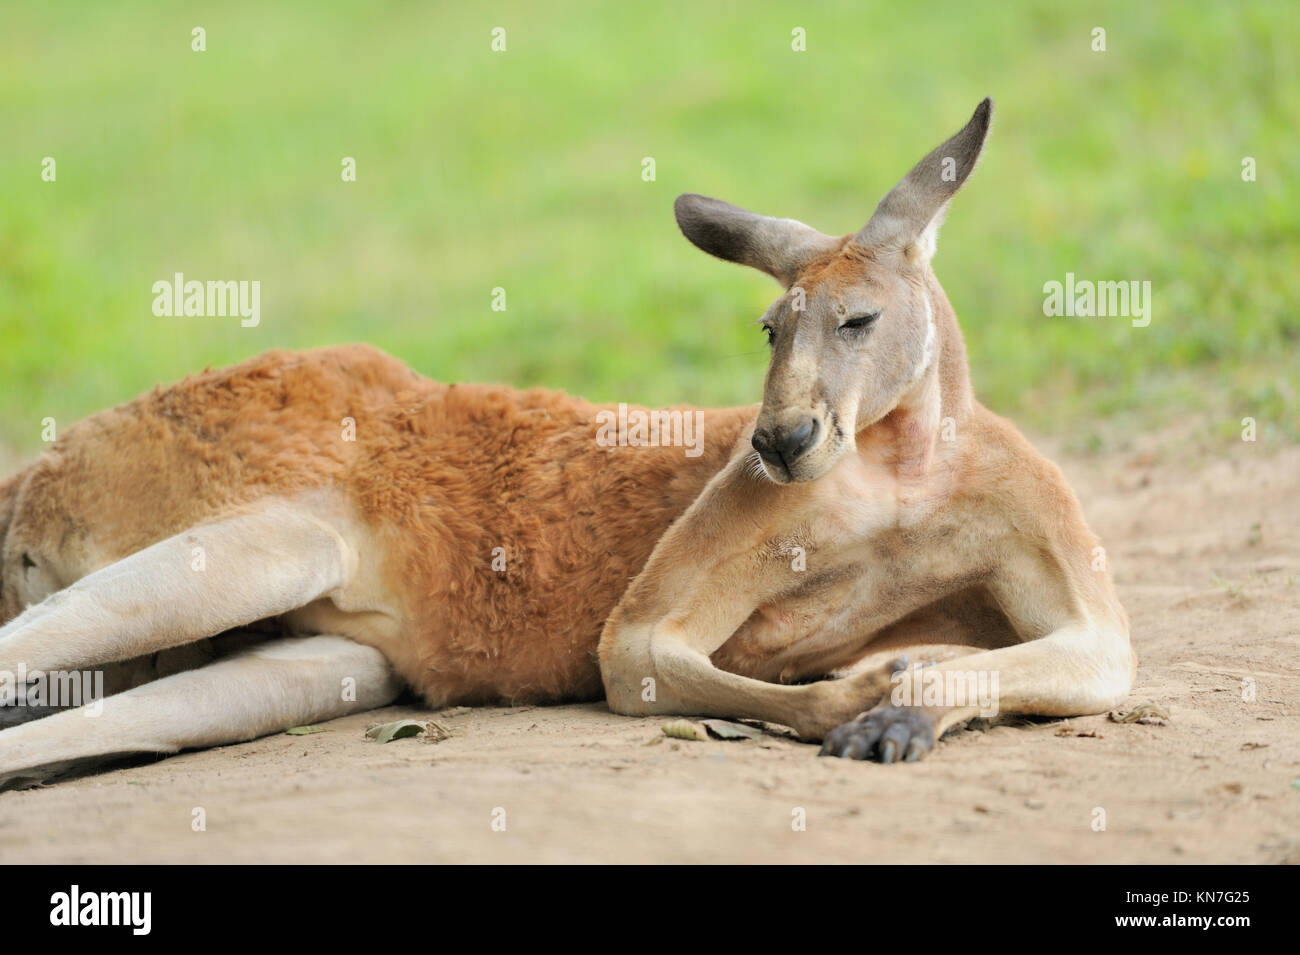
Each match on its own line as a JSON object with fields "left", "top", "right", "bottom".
{"left": 0, "top": 499, "right": 356, "bottom": 685}
{"left": 0, "top": 633, "right": 402, "bottom": 789}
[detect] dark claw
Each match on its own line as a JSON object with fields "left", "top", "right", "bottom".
{"left": 817, "top": 704, "right": 936, "bottom": 763}
{"left": 843, "top": 734, "right": 873, "bottom": 761}
{"left": 878, "top": 721, "right": 912, "bottom": 764}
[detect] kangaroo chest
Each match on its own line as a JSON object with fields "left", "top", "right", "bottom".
{"left": 713, "top": 453, "right": 980, "bottom": 679}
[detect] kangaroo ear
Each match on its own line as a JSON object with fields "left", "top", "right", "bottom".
{"left": 856, "top": 97, "right": 992, "bottom": 264}
{"left": 674, "top": 194, "right": 840, "bottom": 287}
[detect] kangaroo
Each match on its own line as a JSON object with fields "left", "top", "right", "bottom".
{"left": 600, "top": 98, "right": 1133, "bottom": 759}
{"left": 0, "top": 98, "right": 1131, "bottom": 786}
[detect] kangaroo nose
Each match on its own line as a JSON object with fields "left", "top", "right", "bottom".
{"left": 752, "top": 417, "right": 820, "bottom": 468}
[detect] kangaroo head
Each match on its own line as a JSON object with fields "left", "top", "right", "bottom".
{"left": 675, "top": 98, "right": 991, "bottom": 483}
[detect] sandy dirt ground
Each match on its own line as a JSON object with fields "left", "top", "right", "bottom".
{"left": 0, "top": 440, "right": 1296, "bottom": 864}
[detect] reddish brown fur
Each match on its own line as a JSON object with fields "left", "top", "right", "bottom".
{"left": 0, "top": 345, "right": 753, "bottom": 706}
{"left": 346, "top": 375, "right": 752, "bottom": 704}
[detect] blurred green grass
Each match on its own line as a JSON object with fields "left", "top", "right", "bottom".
{"left": 2, "top": 0, "right": 1296, "bottom": 454}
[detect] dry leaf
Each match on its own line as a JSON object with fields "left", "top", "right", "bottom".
{"left": 662, "top": 719, "right": 709, "bottom": 741}
{"left": 661, "top": 718, "right": 764, "bottom": 741}
{"left": 365, "top": 719, "right": 450, "bottom": 744}
{"left": 1055, "top": 723, "right": 1102, "bottom": 738}
{"left": 699, "top": 719, "right": 764, "bottom": 740}
{"left": 1108, "top": 703, "right": 1170, "bottom": 724}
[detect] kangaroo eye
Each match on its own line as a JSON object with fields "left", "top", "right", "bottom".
{"left": 839, "top": 312, "right": 880, "bottom": 332}
{"left": 762, "top": 325, "right": 775, "bottom": 346}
